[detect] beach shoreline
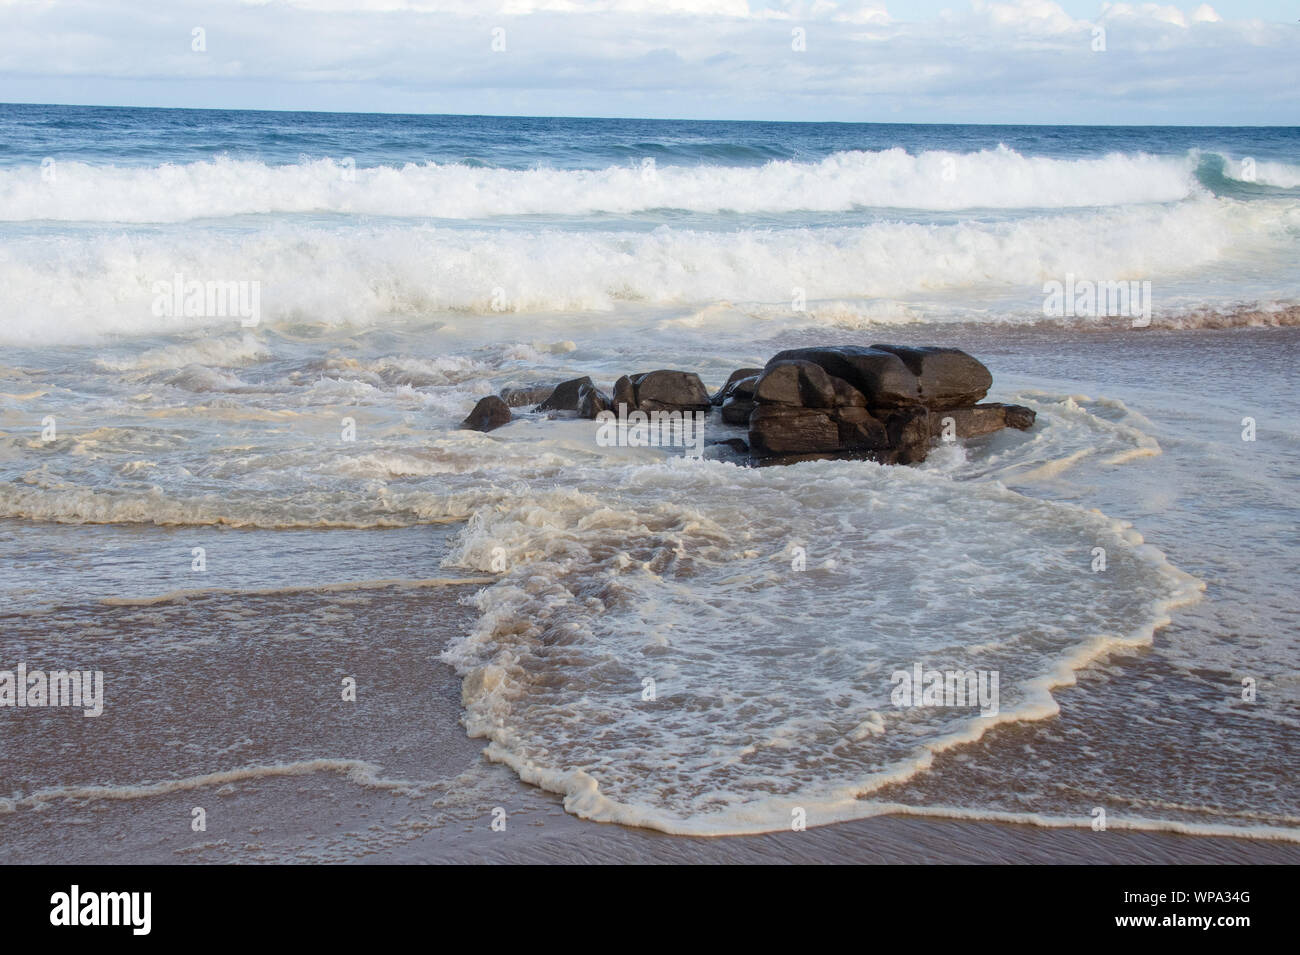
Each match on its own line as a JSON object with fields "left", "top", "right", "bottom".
{"left": 3, "top": 324, "right": 1298, "bottom": 862}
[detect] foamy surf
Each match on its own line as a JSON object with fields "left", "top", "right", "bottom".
{"left": 2, "top": 196, "right": 1296, "bottom": 344}
{"left": 0, "top": 147, "right": 1215, "bottom": 223}
{"left": 0, "top": 759, "right": 426, "bottom": 815}
{"left": 437, "top": 456, "right": 1205, "bottom": 836}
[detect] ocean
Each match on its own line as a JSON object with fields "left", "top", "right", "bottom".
{"left": 1, "top": 104, "right": 1297, "bottom": 861}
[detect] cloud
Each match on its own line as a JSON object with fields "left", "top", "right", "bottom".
{"left": 0, "top": 1, "right": 1293, "bottom": 123}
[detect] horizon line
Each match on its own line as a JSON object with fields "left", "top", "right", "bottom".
{"left": 3, "top": 100, "right": 1297, "bottom": 129}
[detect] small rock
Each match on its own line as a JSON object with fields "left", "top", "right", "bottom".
{"left": 710, "top": 367, "right": 763, "bottom": 405}
{"left": 753, "top": 360, "right": 837, "bottom": 408}
{"left": 499, "top": 384, "right": 555, "bottom": 409}
{"left": 460, "top": 395, "right": 512, "bottom": 433}
{"left": 612, "top": 375, "right": 636, "bottom": 410}
{"left": 577, "top": 382, "right": 612, "bottom": 419}
{"left": 537, "top": 377, "right": 594, "bottom": 413}
{"left": 721, "top": 396, "right": 755, "bottom": 425}
{"left": 753, "top": 360, "right": 867, "bottom": 409}
{"left": 628, "top": 370, "right": 711, "bottom": 412}
{"left": 1003, "top": 404, "right": 1037, "bottom": 430}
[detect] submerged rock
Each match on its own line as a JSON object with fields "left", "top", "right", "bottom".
{"left": 460, "top": 395, "right": 512, "bottom": 433}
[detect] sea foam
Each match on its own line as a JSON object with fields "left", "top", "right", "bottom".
{"left": 0, "top": 147, "right": 1210, "bottom": 223}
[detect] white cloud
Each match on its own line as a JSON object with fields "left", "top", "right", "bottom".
{"left": 0, "top": 0, "right": 1293, "bottom": 122}
{"left": 973, "top": 0, "right": 1081, "bottom": 34}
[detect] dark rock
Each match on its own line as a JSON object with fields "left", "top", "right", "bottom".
{"left": 720, "top": 396, "right": 755, "bottom": 425}
{"left": 612, "top": 375, "right": 636, "bottom": 411}
{"left": 460, "top": 395, "right": 512, "bottom": 433}
{"left": 832, "top": 407, "right": 890, "bottom": 450}
{"left": 710, "top": 367, "right": 763, "bottom": 405}
{"left": 748, "top": 404, "right": 840, "bottom": 456}
{"left": 767, "top": 346, "right": 919, "bottom": 408}
{"left": 707, "top": 437, "right": 750, "bottom": 454}
{"left": 726, "top": 374, "right": 760, "bottom": 401}
{"left": 537, "top": 377, "right": 594, "bottom": 413}
{"left": 882, "top": 406, "right": 932, "bottom": 464}
{"left": 1003, "top": 404, "right": 1037, "bottom": 430}
{"left": 928, "top": 403, "right": 1037, "bottom": 441}
{"left": 831, "top": 375, "right": 868, "bottom": 407}
{"left": 753, "top": 360, "right": 837, "bottom": 408}
{"left": 577, "top": 382, "right": 612, "bottom": 420}
{"left": 629, "top": 370, "right": 710, "bottom": 412}
{"left": 870, "top": 345, "right": 992, "bottom": 410}
{"left": 753, "top": 360, "right": 868, "bottom": 410}
{"left": 499, "top": 384, "right": 555, "bottom": 409}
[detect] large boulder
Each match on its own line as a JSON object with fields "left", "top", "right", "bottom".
{"left": 537, "top": 377, "right": 594, "bottom": 413}
{"left": 460, "top": 395, "right": 512, "bottom": 433}
{"left": 870, "top": 345, "right": 992, "bottom": 410}
{"left": 766, "top": 346, "right": 920, "bottom": 408}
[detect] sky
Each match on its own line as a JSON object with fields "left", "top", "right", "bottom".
{"left": 0, "top": 0, "right": 1296, "bottom": 124}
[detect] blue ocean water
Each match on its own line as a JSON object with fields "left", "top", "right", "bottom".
{"left": 2, "top": 102, "right": 1298, "bottom": 171}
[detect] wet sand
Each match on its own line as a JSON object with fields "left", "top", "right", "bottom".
{"left": 1, "top": 581, "right": 1296, "bottom": 864}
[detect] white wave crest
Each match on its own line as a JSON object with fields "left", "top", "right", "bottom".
{"left": 0, "top": 147, "right": 1201, "bottom": 223}
{"left": 3, "top": 197, "right": 1291, "bottom": 344}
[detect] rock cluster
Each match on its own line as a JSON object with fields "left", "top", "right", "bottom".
{"left": 460, "top": 344, "right": 1036, "bottom": 465}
